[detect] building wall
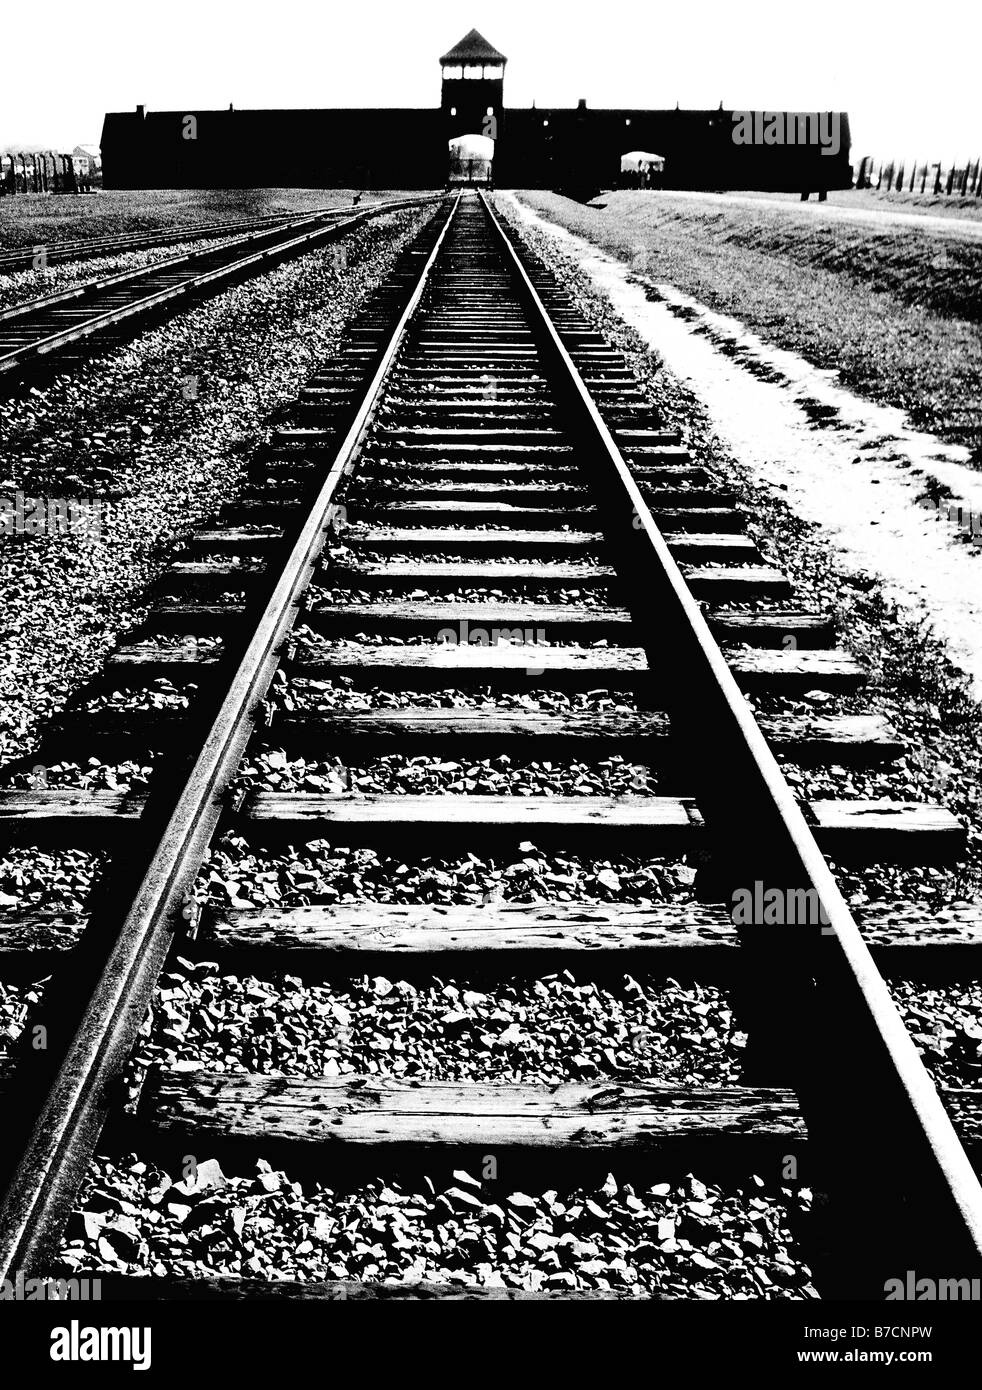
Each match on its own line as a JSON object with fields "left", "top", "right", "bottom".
{"left": 101, "top": 104, "right": 852, "bottom": 191}
{"left": 101, "top": 109, "right": 447, "bottom": 188}
{"left": 498, "top": 107, "right": 853, "bottom": 192}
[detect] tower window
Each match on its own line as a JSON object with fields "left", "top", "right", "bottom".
{"left": 450, "top": 107, "right": 456, "bottom": 117}
{"left": 464, "top": 65, "right": 483, "bottom": 79}
{"left": 486, "top": 106, "right": 494, "bottom": 116}
{"left": 442, "top": 66, "right": 463, "bottom": 80}
{"left": 483, "top": 65, "right": 503, "bottom": 79}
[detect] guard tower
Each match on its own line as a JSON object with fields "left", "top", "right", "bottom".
{"left": 440, "top": 28, "right": 506, "bottom": 142}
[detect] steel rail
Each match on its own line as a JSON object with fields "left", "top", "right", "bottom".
{"left": 0, "top": 195, "right": 441, "bottom": 378}
{"left": 479, "top": 190, "right": 982, "bottom": 1292}
{"left": 0, "top": 202, "right": 387, "bottom": 273}
{"left": 0, "top": 214, "right": 312, "bottom": 273}
{"left": 0, "top": 193, "right": 459, "bottom": 1281}
{"left": 0, "top": 211, "right": 347, "bottom": 324}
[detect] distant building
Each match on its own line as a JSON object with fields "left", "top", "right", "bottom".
{"left": 101, "top": 28, "right": 851, "bottom": 194}
{"left": 72, "top": 144, "right": 102, "bottom": 180}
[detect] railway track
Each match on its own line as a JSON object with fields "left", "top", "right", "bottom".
{"left": 0, "top": 196, "right": 438, "bottom": 386}
{"left": 0, "top": 200, "right": 391, "bottom": 276}
{"left": 0, "top": 189, "right": 981, "bottom": 1300}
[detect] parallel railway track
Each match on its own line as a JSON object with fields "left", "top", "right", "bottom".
{"left": 0, "top": 200, "right": 392, "bottom": 275}
{"left": 0, "top": 196, "right": 438, "bottom": 386}
{"left": 0, "top": 190, "right": 980, "bottom": 1299}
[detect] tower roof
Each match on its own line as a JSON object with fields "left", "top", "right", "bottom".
{"left": 440, "top": 29, "right": 506, "bottom": 65}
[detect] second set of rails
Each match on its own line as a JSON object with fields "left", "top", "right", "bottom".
{"left": 0, "top": 196, "right": 440, "bottom": 384}
{"left": 0, "top": 201, "right": 376, "bottom": 275}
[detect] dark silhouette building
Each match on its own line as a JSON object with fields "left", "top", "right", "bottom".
{"left": 101, "top": 28, "right": 852, "bottom": 193}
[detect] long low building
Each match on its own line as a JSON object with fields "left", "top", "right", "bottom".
{"left": 101, "top": 28, "right": 852, "bottom": 193}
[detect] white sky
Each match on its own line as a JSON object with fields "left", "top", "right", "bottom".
{"left": 2, "top": 0, "right": 979, "bottom": 163}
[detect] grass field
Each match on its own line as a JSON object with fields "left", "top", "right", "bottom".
{"left": 0, "top": 188, "right": 417, "bottom": 249}
{"left": 669, "top": 187, "right": 982, "bottom": 223}
{"left": 517, "top": 190, "right": 982, "bottom": 460}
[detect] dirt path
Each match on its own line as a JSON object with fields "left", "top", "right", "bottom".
{"left": 509, "top": 193, "right": 982, "bottom": 697}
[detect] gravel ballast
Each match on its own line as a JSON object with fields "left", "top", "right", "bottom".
{"left": 139, "top": 960, "right": 743, "bottom": 1086}
{"left": 58, "top": 1156, "right": 815, "bottom": 1298}
{"left": 0, "top": 206, "right": 429, "bottom": 766}
{"left": 194, "top": 835, "right": 699, "bottom": 911}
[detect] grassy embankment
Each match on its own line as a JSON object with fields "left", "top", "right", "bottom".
{"left": 680, "top": 188, "right": 982, "bottom": 221}
{"left": 515, "top": 189, "right": 982, "bottom": 462}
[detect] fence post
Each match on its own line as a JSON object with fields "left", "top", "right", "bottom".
{"left": 946, "top": 162, "right": 955, "bottom": 194}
